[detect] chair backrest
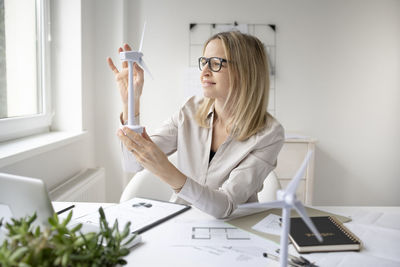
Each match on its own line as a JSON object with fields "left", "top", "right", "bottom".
{"left": 257, "top": 171, "right": 281, "bottom": 202}
{"left": 120, "top": 169, "right": 174, "bottom": 203}
{"left": 120, "top": 154, "right": 177, "bottom": 203}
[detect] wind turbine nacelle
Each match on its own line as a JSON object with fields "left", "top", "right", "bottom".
{"left": 120, "top": 51, "right": 144, "bottom": 62}
{"left": 284, "top": 194, "right": 296, "bottom": 205}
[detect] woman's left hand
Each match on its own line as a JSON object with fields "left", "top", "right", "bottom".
{"left": 117, "top": 127, "right": 186, "bottom": 189}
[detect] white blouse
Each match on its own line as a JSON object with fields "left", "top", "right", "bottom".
{"left": 121, "top": 96, "right": 285, "bottom": 218}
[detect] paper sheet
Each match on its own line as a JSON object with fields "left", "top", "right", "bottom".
{"left": 345, "top": 223, "right": 400, "bottom": 263}
{"left": 349, "top": 210, "right": 384, "bottom": 224}
{"left": 335, "top": 254, "right": 400, "bottom": 267}
{"left": 304, "top": 222, "right": 400, "bottom": 266}
{"left": 350, "top": 209, "right": 400, "bottom": 231}
{"left": 310, "top": 252, "right": 400, "bottom": 267}
{"left": 162, "top": 220, "right": 281, "bottom": 267}
{"left": 251, "top": 214, "right": 282, "bottom": 236}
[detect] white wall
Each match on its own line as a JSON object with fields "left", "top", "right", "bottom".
{"left": 96, "top": 0, "right": 398, "bottom": 205}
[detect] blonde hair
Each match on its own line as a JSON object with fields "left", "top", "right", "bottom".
{"left": 195, "top": 31, "right": 270, "bottom": 141}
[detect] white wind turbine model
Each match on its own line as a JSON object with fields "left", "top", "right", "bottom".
{"left": 239, "top": 151, "right": 323, "bottom": 267}
{"left": 120, "top": 22, "right": 153, "bottom": 134}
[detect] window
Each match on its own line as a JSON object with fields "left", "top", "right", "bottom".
{"left": 0, "top": 0, "right": 51, "bottom": 142}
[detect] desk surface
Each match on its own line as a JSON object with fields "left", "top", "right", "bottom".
{"left": 53, "top": 203, "right": 400, "bottom": 267}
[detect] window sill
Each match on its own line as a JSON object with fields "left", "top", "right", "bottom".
{"left": 0, "top": 131, "right": 88, "bottom": 168}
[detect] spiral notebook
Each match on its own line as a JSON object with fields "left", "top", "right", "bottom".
{"left": 289, "top": 216, "right": 362, "bottom": 253}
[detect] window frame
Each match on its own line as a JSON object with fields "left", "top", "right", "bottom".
{"left": 0, "top": 0, "right": 52, "bottom": 142}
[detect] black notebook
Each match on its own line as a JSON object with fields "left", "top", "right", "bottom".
{"left": 289, "top": 216, "right": 362, "bottom": 253}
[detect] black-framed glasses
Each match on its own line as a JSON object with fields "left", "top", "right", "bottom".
{"left": 198, "top": 57, "right": 228, "bottom": 72}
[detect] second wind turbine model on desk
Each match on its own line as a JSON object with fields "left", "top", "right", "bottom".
{"left": 239, "top": 151, "right": 323, "bottom": 267}
{"left": 120, "top": 23, "right": 153, "bottom": 134}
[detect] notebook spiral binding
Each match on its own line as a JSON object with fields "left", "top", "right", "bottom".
{"left": 328, "top": 216, "right": 362, "bottom": 245}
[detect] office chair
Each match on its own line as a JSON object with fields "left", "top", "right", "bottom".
{"left": 120, "top": 168, "right": 174, "bottom": 202}
{"left": 120, "top": 154, "right": 177, "bottom": 203}
{"left": 257, "top": 170, "right": 281, "bottom": 202}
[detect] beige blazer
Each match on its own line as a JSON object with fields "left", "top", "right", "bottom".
{"left": 121, "top": 96, "right": 284, "bottom": 218}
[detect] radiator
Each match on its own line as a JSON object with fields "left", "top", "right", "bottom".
{"left": 49, "top": 168, "right": 106, "bottom": 202}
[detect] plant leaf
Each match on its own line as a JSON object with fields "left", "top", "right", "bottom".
{"left": 9, "top": 247, "right": 29, "bottom": 262}
{"left": 62, "top": 211, "right": 73, "bottom": 227}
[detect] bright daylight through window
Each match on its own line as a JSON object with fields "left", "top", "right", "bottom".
{"left": 0, "top": 0, "right": 50, "bottom": 142}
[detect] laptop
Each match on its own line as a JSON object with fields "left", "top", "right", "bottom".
{"left": 0, "top": 172, "right": 54, "bottom": 227}
{"left": 0, "top": 172, "right": 141, "bottom": 247}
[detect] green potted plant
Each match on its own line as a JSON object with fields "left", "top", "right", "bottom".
{"left": 0, "top": 207, "right": 135, "bottom": 266}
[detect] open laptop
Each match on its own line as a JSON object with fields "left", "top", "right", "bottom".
{"left": 0, "top": 172, "right": 141, "bottom": 247}
{"left": 0, "top": 172, "right": 54, "bottom": 227}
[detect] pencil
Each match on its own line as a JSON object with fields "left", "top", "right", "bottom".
{"left": 56, "top": 204, "right": 75, "bottom": 215}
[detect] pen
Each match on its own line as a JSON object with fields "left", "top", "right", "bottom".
{"left": 56, "top": 205, "right": 75, "bottom": 215}
{"left": 262, "top": 252, "right": 280, "bottom": 262}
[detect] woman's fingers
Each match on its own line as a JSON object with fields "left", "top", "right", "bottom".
{"left": 142, "top": 128, "right": 152, "bottom": 142}
{"left": 108, "top": 46, "right": 127, "bottom": 72}
{"left": 117, "top": 129, "right": 142, "bottom": 151}
{"left": 122, "top": 44, "right": 133, "bottom": 69}
{"left": 117, "top": 127, "right": 171, "bottom": 179}
{"left": 117, "top": 128, "right": 154, "bottom": 165}
{"left": 121, "top": 127, "right": 148, "bottom": 147}
{"left": 119, "top": 46, "right": 128, "bottom": 69}
{"left": 123, "top": 43, "right": 132, "bottom": 51}
{"left": 133, "top": 63, "right": 144, "bottom": 75}
{"left": 107, "top": 57, "right": 119, "bottom": 74}
{"left": 120, "top": 44, "right": 133, "bottom": 70}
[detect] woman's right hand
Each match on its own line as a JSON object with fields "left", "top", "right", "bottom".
{"left": 107, "top": 44, "right": 144, "bottom": 120}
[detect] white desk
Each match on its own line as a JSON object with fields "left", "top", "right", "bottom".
{"left": 53, "top": 203, "right": 400, "bottom": 267}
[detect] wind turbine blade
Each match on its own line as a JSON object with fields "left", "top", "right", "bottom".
{"left": 139, "top": 22, "right": 146, "bottom": 52}
{"left": 138, "top": 59, "right": 154, "bottom": 80}
{"left": 238, "top": 200, "right": 285, "bottom": 209}
{"left": 293, "top": 201, "right": 323, "bottom": 242}
{"left": 285, "top": 150, "right": 313, "bottom": 195}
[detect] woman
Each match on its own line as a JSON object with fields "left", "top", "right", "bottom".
{"left": 107, "top": 31, "right": 284, "bottom": 219}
